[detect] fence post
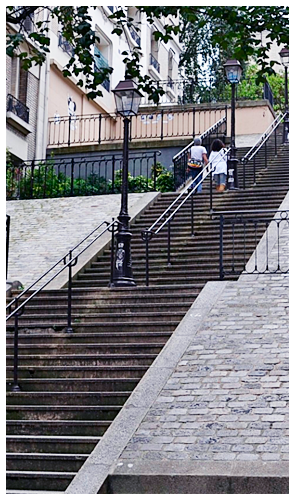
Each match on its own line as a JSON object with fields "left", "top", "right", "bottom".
{"left": 6, "top": 215, "right": 10, "bottom": 280}
{"left": 219, "top": 215, "right": 224, "bottom": 280}
{"left": 109, "top": 219, "right": 115, "bottom": 286}
{"left": 98, "top": 114, "right": 102, "bottom": 144}
{"left": 167, "top": 213, "right": 172, "bottom": 267}
{"left": 70, "top": 158, "right": 74, "bottom": 196}
{"left": 12, "top": 298, "right": 21, "bottom": 392}
{"left": 193, "top": 107, "right": 196, "bottom": 138}
{"left": 145, "top": 235, "right": 149, "bottom": 287}
{"left": 66, "top": 250, "right": 74, "bottom": 334}
{"left": 153, "top": 151, "right": 157, "bottom": 191}
{"left": 160, "top": 110, "right": 164, "bottom": 140}
{"left": 68, "top": 115, "right": 71, "bottom": 147}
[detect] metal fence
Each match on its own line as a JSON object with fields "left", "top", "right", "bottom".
{"left": 6, "top": 151, "right": 161, "bottom": 200}
{"left": 47, "top": 107, "right": 227, "bottom": 148}
{"left": 218, "top": 210, "right": 289, "bottom": 279}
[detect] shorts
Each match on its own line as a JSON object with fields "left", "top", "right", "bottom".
{"left": 214, "top": 173, "right": 227, "bottom": 186}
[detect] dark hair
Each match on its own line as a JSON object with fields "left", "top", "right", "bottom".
{"left": 211, "top": 139, "right": 225, "bottom": 152}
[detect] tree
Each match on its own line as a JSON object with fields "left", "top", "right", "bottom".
{"left": 6, "top": 6, "right": 289, "bottom": 103}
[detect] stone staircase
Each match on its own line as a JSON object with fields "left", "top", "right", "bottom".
{"left": 6, "top": 130, "right": 289, "bottom": 493}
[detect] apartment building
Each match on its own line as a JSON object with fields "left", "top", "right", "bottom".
{"left": 6, "top": 7, "right": 182, "bottom": 162}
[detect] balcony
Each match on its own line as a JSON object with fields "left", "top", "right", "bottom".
{"left": 128, "top": 25, "right": 141, "bottom": 46}
{"left": 150, "top": 53, "right": 160, "bottom": 74}
{"left": 7, "top": 94, "right": 29, "bottom": 123}
{"left": 58, "top": 33, "right": 74, "bottom": 57}
{"left": 94, "top": 47, "right": 110, "bottom": 92}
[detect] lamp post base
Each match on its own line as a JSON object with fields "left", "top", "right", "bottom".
{"left": 111, "top": 225, "right": 136, "bottom": 287}
{"left": 227, "top": 158, "right": 239, "bottom": 190}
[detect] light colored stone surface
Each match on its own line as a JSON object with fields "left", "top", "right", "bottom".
{"left": 65, "top": 193, "right": 289, "bottom": 494}
{"left": 6, "top": 192, "right": 159, "bottom": 288}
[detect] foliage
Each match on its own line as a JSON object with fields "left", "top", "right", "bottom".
{"left": 6, "top": 6, "right": 288, "bottom": 103}
{"left": 6, "top": 159, "right": 174, "bottom": 199}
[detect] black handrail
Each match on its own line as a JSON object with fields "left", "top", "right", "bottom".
{"left": 141, "top": 148, "right": 230, "bottom": 286}
{"left": 173, "top": 113, "right": 227, "bottom": 190}
{"left": 240, "top": 112, "right": 287, "bottom": 189}
{"left": 6, "top": 219, "right": 117, "bottom": 392}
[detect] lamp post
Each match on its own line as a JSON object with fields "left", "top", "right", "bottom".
{"left": 111, "top": 79, "right": 143, "bottom": 287}
{"left": 224, "top": 59, "right": 243, "bottom": 190}
{"left": 279, "top": 47, "right": 289, "bottom": 144}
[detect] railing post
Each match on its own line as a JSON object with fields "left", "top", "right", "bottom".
{"left": 145, "top": 234, "right": 150, "bottom": 287}
{"left": 242, "top": 159, "right": 246, "bottom": 190}
{"left": 253, "top": 155, "right": 256, "bottom": 186}
{"left": 219, "top": 215, "right": 224, "bottom": 280}
{"left": 12, "top": 298, "right": 21, "bottom": 392}
{"left": 111, "top": 155, "right": 116, "bottom": 193}
{"left": 191, "top": 191, "right": 195, "bottom": 236}
{"left": 30, "top": 159, "right": 35, "bottom": 198}
{"left": 70, "top": 158, "right": 74, "bottom": 197}
{"left": 210, "top": 168, "right": 213, "bottom": 213}
{"left": 167, "top": 213, "right": 172, "bottom": 267}
{"left": 98, "top": 114, "right": 102, "bottom": 144}
{"left": 153, "top": 151, "right": 157, "bottom": 191}
{"left": 66, "top": 250, "right": 74, "bottom": 334}
{"left": 109, "top": 219, "right": 115, "bottom": 286}
{"left": 6, "top": 215, "right": 10, "bottom": 280}
{"left": 161, "top": 110, "right": 164, "bottom": 140}
{"left": 274, "top": 125, "right": 277, "bottom": 156}
{"left": 68, "top": 115, "right": 71, "bottom": 147}
{"left": 265, "top": 140, "right": 267, "bottom": 170}
{"left": 193, "top": 107, "right": 196, "bottom": 138}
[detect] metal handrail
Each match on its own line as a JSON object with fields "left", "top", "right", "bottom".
{"left": 147, "top": 147, "right": 230, "bottom": 235}
{"left": 173, "top": 115, "right": 227, "bottom": 162}
{"left": 6, "top": 220, "right": 115, "bottom": 320}
{"left": 241, "top": 112, "right": 286, "bottom": 163}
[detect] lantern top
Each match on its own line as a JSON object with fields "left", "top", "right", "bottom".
{"left": 112, "top": 79, "right": 143, "bottom": 117}
{"left": 279, "top": 47, "right": 289, "bottom": 68}
{"left": 224, "top": 59, "right": 243, "bottom": 84}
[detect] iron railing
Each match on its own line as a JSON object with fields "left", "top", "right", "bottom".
{"left": 6, "top": 151, "right": 161, "bottom": 200}
{"left": 129, "top": 24, "right": 141, "bottom": 46}
{"left": 150, "top": 53, "right": 160, "bottom": 73}
{"left": 6, "top": 215, "right": 10, "bottom": 280}
{"left": 217, "top": 210, "right": 289, "bottom": 279}
{"left": 47, "top": 107, "right": 227, "bottom": 147}
{"left": 240, "top": 112, "right": 287, "bottom": 189}
{"left": 6, "top": 219, "right": 118, "bottom": 392}
{"left": 58, "top": 33, "right": 74, "bottom": 56}
{"left": 141, "top": 148, "right": 230, "bottom": 286}
{"left": 173, "top": 113, "right": 227, "bottom": 190}
{"left": 6, "top": 94, "right": 29, "bottom": 123}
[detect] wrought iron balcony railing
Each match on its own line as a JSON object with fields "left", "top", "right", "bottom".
{"left": 6, "top": 94, "right": 29, "bottom": 123}
{"left": 129, "top": 24, "right": 141, "bottom": 46}
{"left": 58, "top": 33, "right": 74, "bottom": 56}
{"left": 150, "top": 53, "right": 160, "bottom": 74}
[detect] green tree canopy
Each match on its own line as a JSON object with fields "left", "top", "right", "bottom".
{"left": 6, "top": 6, "right": 289, "bottom": 102}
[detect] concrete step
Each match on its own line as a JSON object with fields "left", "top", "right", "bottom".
{"left": 7, "top": 452, "right": 88, "bottom": 472}
{"left": 6, "top": 435, "right": 99, "bottom": 454}
{"left": 7, "top": 352, "right": 159, "bottom": 367}
{"left": 7, "top": 391, "right": 132, "bottom": 406}
{"left": 7, "top": 405, "right": 122, "bottom": 421}
{"left": 6, "top": 419, "right": 111, "bottom": 436}
{"left": 7, "top": 377, "right": 140, "bottom": 392}
{"left": 6, "top": 365, "right": 150, "bottom": 379}
{"left": 6, "top": 342, "right": 165, "bottom": 356}
{"left": 6, "top": 470, "right": 75, "bottom": 492}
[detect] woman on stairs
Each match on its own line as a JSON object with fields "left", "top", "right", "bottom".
{"left": 209, "top": 139, "right": 228, "bottom": 192}
{"left": 187, "top": 137, "right": 209, "bottom": 192}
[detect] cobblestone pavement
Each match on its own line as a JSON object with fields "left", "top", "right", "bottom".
{"left": 6, "top": 192, "right": 157, "bottom": 288}
{"left": 116, "top": 215, "right": 289, "bottom": 467}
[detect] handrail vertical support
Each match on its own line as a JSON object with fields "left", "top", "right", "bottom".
{"left": 12, "top": 298, "right": 21, "bottom": 392}
{"left": 167, "top": 214, "right": 172, "bottom": 267}
{"left": 191, "top": 191, "right": 195, "bottom": 236}
{"left": 66, "top": 250, "right": 74, "bottom": 334}
{"left": 219, "top": 215, "right": 224, "bottom": 280}
{"left": 145, "top": 235, "right": 150, "bottom": 287}
{"left": 109, "top": 219, "right": 115, "bottom": 287}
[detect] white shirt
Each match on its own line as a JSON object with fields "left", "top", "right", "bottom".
{"left": 209, "top": 149, "right": 227, "bottom": 174}
{"left": 190, "top": 145, "right": 207, "bottom": 161}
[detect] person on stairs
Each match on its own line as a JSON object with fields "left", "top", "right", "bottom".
{"left": 187, "top": 137, "right": 209, "bottom": 192}
{"left": 209, "top": 139, "right": 228, "bottom": 192}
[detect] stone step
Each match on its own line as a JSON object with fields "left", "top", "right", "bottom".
{"left": 7, "top": 352, "right": 159, "bottom": 367}
{"left": 7, "top": 452, "right": 88, "bottom": 472}
{"left": 6, "top": 435, "right": 99, "bottom": 454}
{"left": 7, "top": 405, "right": 122, "bottom": 421}
{"left": 6, "top": 342, "right": 165, "bottom": 356}
{"left": 6, "top": 377, "right": 140, "bottom": 392}
{"left": 6, "top": 419, "right": 111, "bottom": 436}
{"left": 6, "top": 470, "right": 75, "bottom": 492}
{"left": 6, "top": 365, "right": 150, "bottom": 379}
{"left": 7, "top": 391, "right": 132, "bottom": 406}
{"left": 6, "top": 330, "right": 172, "bottom": 345}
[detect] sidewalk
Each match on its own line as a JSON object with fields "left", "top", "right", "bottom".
{"left": 66, "top": 194, "right": 289, "bottom": 495}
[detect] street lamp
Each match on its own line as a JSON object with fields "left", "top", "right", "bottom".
{"left": 279, "top": 47, "right": 289, "bottom": 144}
{"left": 111, "top": 79, "right": 143, "bottom": 287}
{"left": 224, "top": 59, "right": 243, "bottom": 189}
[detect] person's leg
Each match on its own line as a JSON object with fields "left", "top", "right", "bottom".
{"left": 195, "top": 169, "right": 202, "bottom": 192}
{"left": 219, "top": 173, "right": 227, "bottom": 191}
{"left": 214, "top": 174, "right": 220, "bottom": 191}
